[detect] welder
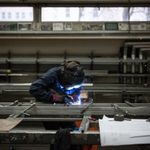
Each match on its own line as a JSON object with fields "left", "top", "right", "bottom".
{"left": 29, "top": 61, "right": 85, "bottom": 105}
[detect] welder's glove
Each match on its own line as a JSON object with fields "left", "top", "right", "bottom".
{"left": 71, "top": 93, "right": 79, "bottom": 102}
{"left": 51, "top": 90, "right": 64, "bottom": 103}
{"left": 64, "top": 95, "right": 74, "bottom": 105}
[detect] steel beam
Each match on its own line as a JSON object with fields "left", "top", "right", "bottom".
{"left": 0, "top": 131, "right": 100, "bottom": 144}
{"left": 0, "top": 0, "right": 150, "bottom": 7}
{"left": 1, "top": 83, "right": 150, "bottom": 94}
{"left": 0, "top": 104, "right": 150, "bottom": 117}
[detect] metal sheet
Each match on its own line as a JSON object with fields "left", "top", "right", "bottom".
{"left": 0, "top": 118, "right": 22, "bottom": 132}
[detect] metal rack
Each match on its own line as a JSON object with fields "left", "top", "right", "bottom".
{"left": 0, "top": 41, "right": 150, "bottom": 103}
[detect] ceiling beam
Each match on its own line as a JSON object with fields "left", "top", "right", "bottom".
{"left": 0, "top": 0, "right": 150, "bottom": 6}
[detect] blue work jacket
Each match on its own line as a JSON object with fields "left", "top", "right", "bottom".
{"left": 29, "top": 67, "right": 80, "bottom": 103}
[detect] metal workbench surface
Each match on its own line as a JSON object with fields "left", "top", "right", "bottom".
{"left": 0, "top": 102, "right": 150, "bottom": 145}
{"left": 0, "top": 102, "right": 150, "bottom": 117}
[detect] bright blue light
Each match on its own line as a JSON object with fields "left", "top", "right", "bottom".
{"left": 66, "top": 89, "right": 75, "bottom": 95}
{"left": 58, "top": 82, "right": 82, "bottom": 103}
{"left": 66, "top": 84, "right": 82, "bottom": 90}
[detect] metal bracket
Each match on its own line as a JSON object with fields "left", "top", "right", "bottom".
{"left": 79, "top": 115, "right": 90, "bottom": 133}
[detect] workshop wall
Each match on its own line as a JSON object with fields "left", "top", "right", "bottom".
{"left": 0, "top": 39, "right": 124, "bottom": 56}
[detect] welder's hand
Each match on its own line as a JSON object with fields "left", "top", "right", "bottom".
{"left": 51, "top": 90, "right": 64, "bottom": 102}
{"left": 52, "top": 94, "right": 64, "bottom": 102}
{"left": 64, "top": 95, "right": 74, "bottom": 105}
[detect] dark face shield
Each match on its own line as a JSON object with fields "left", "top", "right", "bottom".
{"left": 60, "top": 67, "right": 85, "bottom": 88}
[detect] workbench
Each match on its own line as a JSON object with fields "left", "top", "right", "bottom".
{"left": 0, "top": 102, "right": 150, "bottom": 145}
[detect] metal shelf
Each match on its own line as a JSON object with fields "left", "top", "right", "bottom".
{"left": 0, "top": 33, "right": 150, "bottom": 39}
{"left": 0, "top": 72, "right": 150, "bottom": 77}
{"left": 0, "top": 57, "right": 149, "bottom": 64}
{"left": 0, "top": 83, "right": 150, "bottom": 94}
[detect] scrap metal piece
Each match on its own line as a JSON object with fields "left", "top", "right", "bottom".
{"left": 0, "top": 118, "right": 22, "bottom": 132}
{"left": 79, "top": 115, "right": 90, "bottom": 133}
{"left": 0, "top": 103, "right": 36, "bottom": 132}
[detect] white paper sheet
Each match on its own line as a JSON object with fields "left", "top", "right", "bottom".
{"left": 99, "top": 116, "right": 150, "bottom": 146}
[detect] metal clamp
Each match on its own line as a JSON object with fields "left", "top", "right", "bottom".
{"left": 112, "top": 104, "right": 136, "bottom": 121}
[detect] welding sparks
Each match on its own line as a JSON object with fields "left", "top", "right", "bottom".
{"left": 59, "top": 82, "right": 82, "bottom": 105}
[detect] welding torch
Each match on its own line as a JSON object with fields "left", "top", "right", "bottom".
{"left": 51, "top": 89, "right": 76, "bottom": 105}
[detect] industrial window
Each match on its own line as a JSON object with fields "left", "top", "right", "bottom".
{"left": 42, "top": 7, "right": 125, "bottom": 22}
{"left": 0, "top": 7, "right": 33, "bottom": 22}
{"left": 41, "top": 7, "right": 150, "bottom": 22}
{"left": 130, "top": 7, "right": 150, "bottom": 21}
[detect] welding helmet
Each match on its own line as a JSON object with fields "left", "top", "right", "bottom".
{"left": 59, "top": 61, "right": 84, "bottom": 87}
